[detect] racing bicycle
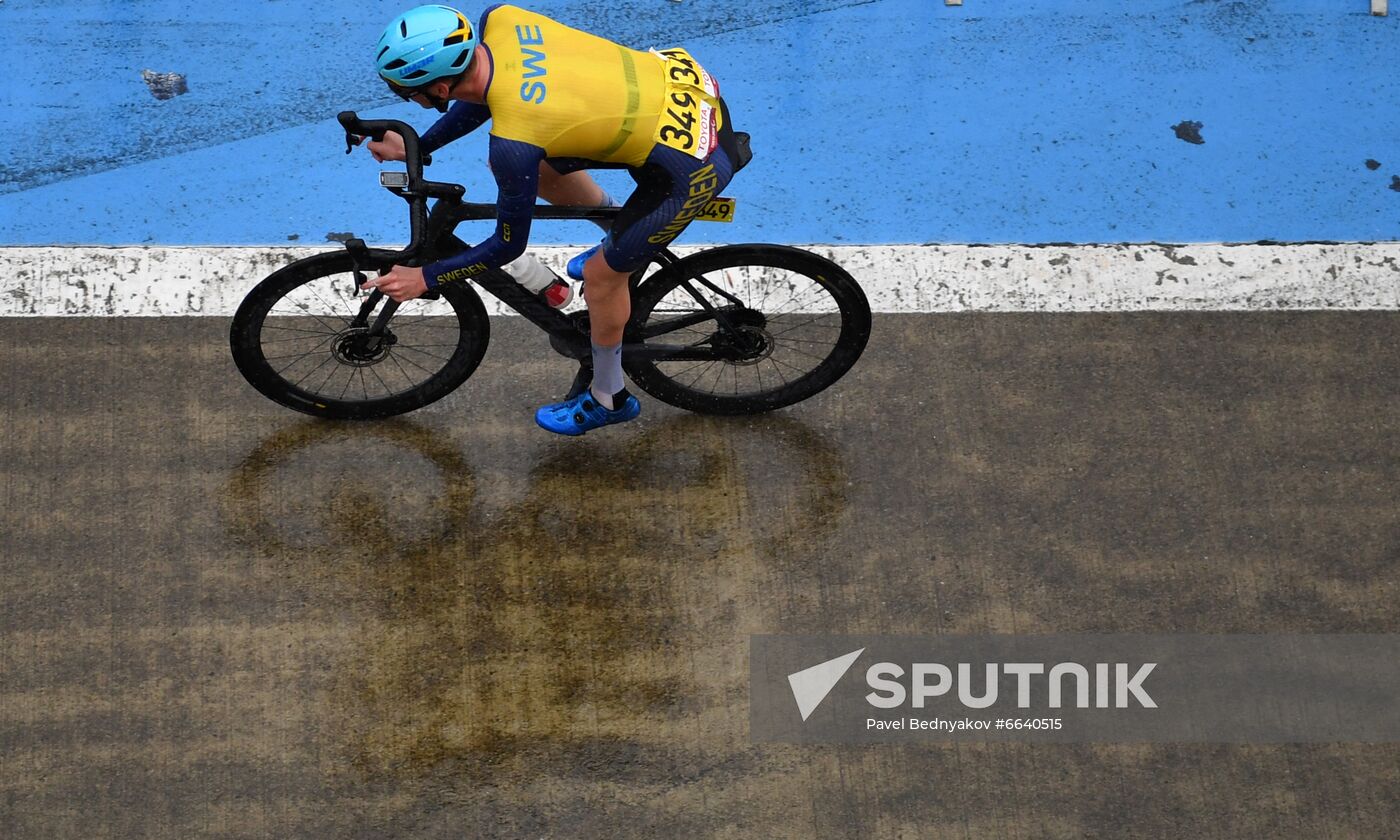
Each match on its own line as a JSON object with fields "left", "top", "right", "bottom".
{"left": 229, "top": 112, "right": 871, "bottom": 420}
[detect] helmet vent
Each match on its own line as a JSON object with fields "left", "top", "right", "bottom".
{"left": 450, "top": 51, "right": 469, "bottom": 67}
{"left": 383, "top": 58, "right": 408, "bottom": 70}
{"left": 402, "top": 69, "right": 429, "bottom": 80}
{"left": 400, "top": 20, "right": 408, "bottom": 37}
{"left": 376, "top": 46, "right": 390, "bottom": 60}
{"left": 443, "top": 34, "right": 464, "bottom": 46}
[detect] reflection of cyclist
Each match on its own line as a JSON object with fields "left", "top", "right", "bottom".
{"left": 362, "top": 4, "right": 742, "bottom": 435}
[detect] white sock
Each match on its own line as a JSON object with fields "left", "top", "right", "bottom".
{"left": 590, "top": 341, "right": 624, "bottom": 409}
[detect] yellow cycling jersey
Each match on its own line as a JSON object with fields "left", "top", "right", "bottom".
{"left": 480, "top": 5, "right": 720, "bottom": 166}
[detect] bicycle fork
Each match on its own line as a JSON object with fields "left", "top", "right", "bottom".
{"left": 343, "top": 237, "right": 402, "bottom": 354}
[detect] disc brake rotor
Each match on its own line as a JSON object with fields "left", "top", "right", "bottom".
{"left": 332, "top": 326, "right": 396, "bottom": 366}
{"left": 709, "top": 308, "right": 771, "bottom": 364}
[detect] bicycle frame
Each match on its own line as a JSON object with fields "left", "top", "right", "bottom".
{"left": 426, "top": 199, "right": 749, "bottom": 361}
{"left": 333, "top": 112, "right": 751, "bottom": 380}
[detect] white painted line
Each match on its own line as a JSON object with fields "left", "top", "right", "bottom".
{"left": 1373, "top": 1, "right": 1388, "bottom": 17}
{"left": 2, "top": 244, "right": 1398, "bottom": 316}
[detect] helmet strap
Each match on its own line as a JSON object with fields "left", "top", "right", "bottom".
{"left": 424, "top": 74, "right": 463, "bottom": 113}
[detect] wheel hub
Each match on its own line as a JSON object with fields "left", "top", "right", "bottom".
{"left": 710, "top": 308, "right": 772, "bottom": 364}
{"left": 333, "top": 326, "right": 396, "bottom": 366}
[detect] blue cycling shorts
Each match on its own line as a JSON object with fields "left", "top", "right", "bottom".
{"left": 544, "top": 100, "right": 739, "bottom": 273}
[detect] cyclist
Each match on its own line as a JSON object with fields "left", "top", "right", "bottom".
{"left": 360, "top": 3, "right": 741, "bottom": 435}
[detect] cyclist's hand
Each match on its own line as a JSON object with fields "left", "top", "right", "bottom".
{"left": 366, "top": 131, "right": 406, "bottom": 163}
{"left": 362, "top": 264, "right": 426, "bottom": 302}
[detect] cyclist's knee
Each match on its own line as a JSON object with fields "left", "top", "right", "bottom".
{"left": 582, "top": 250, "right": 630, "bottom": 290}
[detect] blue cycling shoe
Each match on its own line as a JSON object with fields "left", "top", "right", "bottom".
{"left": 535, "top": 389, "right": 641, "bottom": 436}
{"left": 566, "top": 244, "right": 601, "bottom": 282}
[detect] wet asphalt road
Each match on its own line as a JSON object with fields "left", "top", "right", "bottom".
{"left": 2, "top": 314, "right": 1398, "bottom": 838}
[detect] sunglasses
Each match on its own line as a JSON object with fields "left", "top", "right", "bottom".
{"left": 389, "top": 76, "right": 436, "bottom": 100}
{"left": 385, "top": 79, "right": 428, "bottom": 101}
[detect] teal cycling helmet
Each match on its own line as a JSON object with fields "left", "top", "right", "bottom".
{"left": 375, "top": 5, "right": 477, "bottom": 93}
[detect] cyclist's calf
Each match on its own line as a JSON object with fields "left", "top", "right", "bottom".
{"left": 580, "top": 250, "right": 631, "bottom": 347}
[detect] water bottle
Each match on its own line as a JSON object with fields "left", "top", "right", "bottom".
{"left": 503, "top": 252, "right": 573, "bottom": 309}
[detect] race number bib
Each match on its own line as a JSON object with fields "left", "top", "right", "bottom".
{"left": 695, "top": 197, "right": 736, "bottom": 223}
{"left": 651, "top": 47, "right": 721, "bottom": 160}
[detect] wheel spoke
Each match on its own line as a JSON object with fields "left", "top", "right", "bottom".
{"left": 366, "top": 359, "right": 393, "bottom": 397}
{"left": 766, "top": 356, "right": 791, "bottom": 386}
{"left": 305, "top": 279, "right": 357, "bottom": 324}
{"left": 260, "top": 324, "right": 339, "bottom": 338}
{"left": 768, "top": 355, "right": 809, "bottom": 377}
{"left": 774, "top": 345, "right": 829, "bottom": 364}
{"left": 706, "top": 360, "right": 727, "bottom": 393}
{"left": 283, "top": 283, "right": 353, "bottom": 335}
{"left": 685, "top": 361, "right": 719, "bottom": 389}
{"left": 767, "top": 315, "right": 842, "bottom": 338}
{"left": 386, "top": 350, "right": 418, "bottom": 390}
{"left": 394, "top": 344, "right": 453, "bottom": 364}
{"left": 769, "top": 335, "right": 842, "bottom": 346}
{"left": 272, "top": 334, "right": 338, "bottom": 375}
{"left": 273, "top": 309, "right": 344, "bottom": 338}
{"left": 659, "top": 358, "right": 712, "bottom": 380}
{"left": 289, "top": 350, "right": 338, "bottom": 389}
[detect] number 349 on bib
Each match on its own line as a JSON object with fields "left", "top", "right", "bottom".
{"left": 695, "top": 197, "right": 736, "bottom": 223}
{"left": 652, "top": 47, "right": 720, "bottom": 161}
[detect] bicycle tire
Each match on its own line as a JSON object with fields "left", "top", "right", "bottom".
{"left": 230, "top": 250, "right": 490, "bottom": 420}
{"left": 625, "top": 244, "right": 871, "bottom": 415}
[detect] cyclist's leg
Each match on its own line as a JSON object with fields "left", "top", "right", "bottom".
{"left": 537, "top": 135, "right": 737, "bottom": 429}
{"left": 580, "top": 144, "right": 735, "bottom": 408}
{"left": 579, "top": 157, "right": 677, "bottom": 342}
{"left": 538, "top": 158, "right": 623, "bottom": 229}
{"left": 599, "top": 143, "right": 737, "bottom": 277}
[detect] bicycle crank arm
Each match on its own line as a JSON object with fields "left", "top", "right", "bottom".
{"left": 565, "top": 365, "right": 593, "bottom": 399}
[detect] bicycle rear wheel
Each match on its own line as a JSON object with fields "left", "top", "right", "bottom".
{"left": 230, "top": 250, "right": 490, "bottom": 419}
{"left": 625, "top": 244, "right": 871, "bottom": 415}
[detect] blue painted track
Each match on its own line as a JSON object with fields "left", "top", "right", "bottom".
{"left": 1, "top": 0, "right": 1397, "bottom": 246}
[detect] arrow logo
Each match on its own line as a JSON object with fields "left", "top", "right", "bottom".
{"left": 787, "top": 648, "right": 865, "bottom": 721}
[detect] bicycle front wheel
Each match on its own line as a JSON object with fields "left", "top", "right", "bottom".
{"left": 230, "top": 250, "right": 490, "bottom": 419}
{"left": 625, "top": 244, "right": 872, "bottom": 415}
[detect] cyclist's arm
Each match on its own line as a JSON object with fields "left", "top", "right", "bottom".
{"left": 419, "top": 101, "right": 491, "bottom": 156}
{"left": 418, "top": 5, "right": 503, "bottom": 155}
{"left": 422, "top": 135, "right": 542, "bottom": 288}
